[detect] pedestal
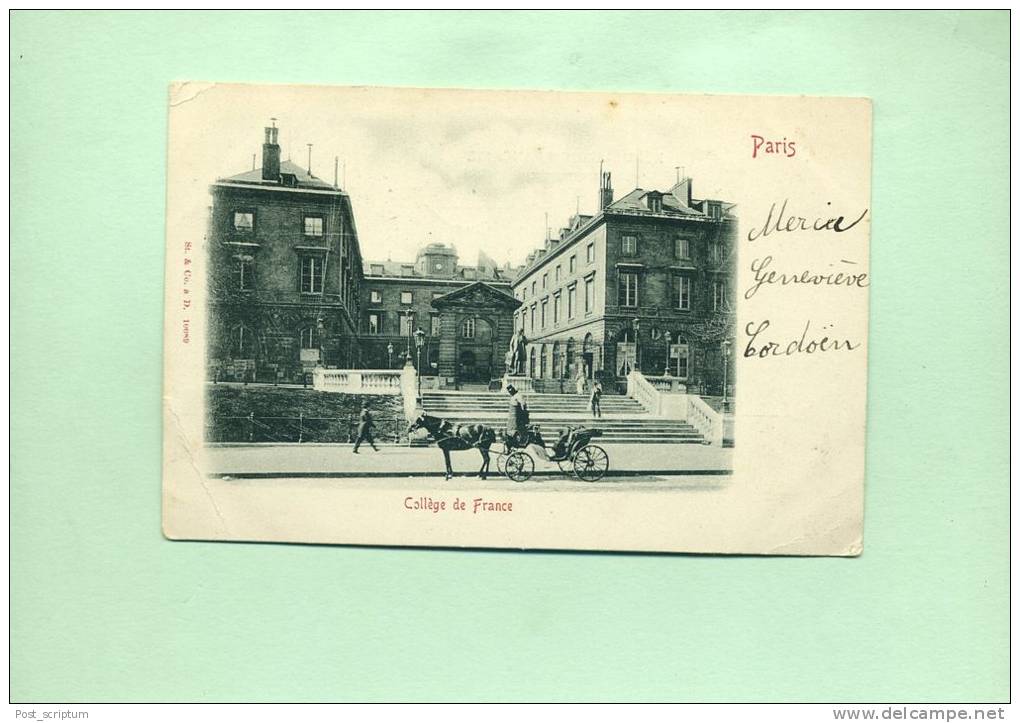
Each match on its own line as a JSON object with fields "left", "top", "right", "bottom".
{"left": 502, "top": 374, "right": 534, "bottom": 393}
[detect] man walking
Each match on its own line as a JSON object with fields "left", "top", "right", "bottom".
{"left": 352, "top": 402, "right": 379, "bottom": 453}
{"left": 589, "top": 379, "right": 603, "bottom": 419}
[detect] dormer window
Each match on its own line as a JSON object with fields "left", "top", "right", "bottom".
{"left": 400, "top": 265, "right": 414, "bottom": 277}
{"left": 707, "top": 202, "right": 722, "bottom": 219}
{"left": 370, "top": 264, "right": 385, "bottom": 276}
{"left": 647, "top": 193, "right": 663, "bottom": 213}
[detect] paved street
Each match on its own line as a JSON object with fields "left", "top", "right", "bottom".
{"left": 206, "top": 441, "right": 732, "bottom": 481}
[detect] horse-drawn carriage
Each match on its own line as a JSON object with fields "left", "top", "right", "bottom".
{"left": 407, "top": 412, "right": 610, "bottom": 482}
{"left": 496, "top": 425, "right": 610, "bottom": 483}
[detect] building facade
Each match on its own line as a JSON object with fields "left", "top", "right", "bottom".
{"left": 510, "top": 173, "right": 737, "bottom": 395}
{"left": 359, "top": 243, "right": 519, "bottom": 385}
{"left": 206, "top": 124, "right": 364, "bottom": 383}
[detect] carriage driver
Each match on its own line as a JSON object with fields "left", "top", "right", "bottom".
{"left": 505, "top": 384, "right": 530, "bottom": 448}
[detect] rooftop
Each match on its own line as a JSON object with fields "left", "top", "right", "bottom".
{"left": 217, "top": 160, "right": 338, "bottom": 192}
{"left": 516, "top": 178, "right": 736, "bottom": 280}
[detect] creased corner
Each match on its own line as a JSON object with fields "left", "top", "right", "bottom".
{"left": 169, "top": 81, "right": 217, "bottom": 109}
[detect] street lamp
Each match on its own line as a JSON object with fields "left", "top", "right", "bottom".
{"left": 632, "top": 317, "right": 641, "bottom": 372}
{"left": 663, "top": 331, "right": 672, "bottom": 377}
{"left": 414, "top": 328, "right": 426, "bottom": 402}
{"left": 721, "top": 339, "right": 732, "bottom": 410}
{"left": 406, "top": 310, "right": 416, "bottom": 359}
{"left": 386, "top": 342, "right": 394, "bottom": 369}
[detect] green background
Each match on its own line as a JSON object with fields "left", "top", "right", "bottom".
{"left": 10, "top": 11, "right": 1009, "bottom": 702}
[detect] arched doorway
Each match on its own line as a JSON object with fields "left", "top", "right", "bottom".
{"left": 582, "top": 333, "right": 595, "bottom": 379}
{"left": 551, "top": 341, "right": 561, "bottom": 379}
{"left": 529, "top": 346, "right": 537, "bottom": 378}
{"left": 539, "top": 343, "right": 548, "bottom": 378}
{"left": 459, "top": 349, "right": 477, "bottom": 382}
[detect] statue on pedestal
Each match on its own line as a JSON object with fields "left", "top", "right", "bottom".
{"left": 508, "top": 329, "right": 528, "bottom": 375}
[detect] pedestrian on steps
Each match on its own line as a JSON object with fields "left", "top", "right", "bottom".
{"left": 589, "top": 380, "right": 603, "bottom": 419}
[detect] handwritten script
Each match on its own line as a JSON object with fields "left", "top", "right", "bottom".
{"left": 742, "top": 199, "right": 869, "bottom": 360}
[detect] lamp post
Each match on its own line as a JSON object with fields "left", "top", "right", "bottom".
{"left": 386, "top": 342, "right": 393, "bottom": 369}
{"left": 663, "top": 331, "right": 672, "bottom": 377}
{"left": 721, "top": 339, "right": 732, "bottom": 410}
{"left": 632, "top": 317, "right": 641, "bottom": 372}
{"left": 414, "top": 327, "right": 426, "bottom": 402}
{"left": 406, "top": 310, "right": 415, "bottom": 359}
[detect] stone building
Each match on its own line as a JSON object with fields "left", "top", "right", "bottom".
{"left": 206, "top": 124, "right": 364, "bottom": 382}
{"left": 511, "top": 172, "right": 737, "bottom": 394}
{"left": 360, "top": 243, "right": 519, "bottom": 386}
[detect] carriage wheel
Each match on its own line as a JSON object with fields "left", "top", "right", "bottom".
{"left": 573, "top": 445, "right": 609, "bottom": 482}
{"left": 556, "top": 458, "right": 573, "bottom": 475}
{"left": 504, "top": 452, "right": 534, "bottom": 482}
{"left": 496, "top": 452, "right": 508, "bottom": 475}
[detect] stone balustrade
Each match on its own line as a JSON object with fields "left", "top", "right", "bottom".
{"left": 313, "top": 368, "right": 403, "bottom": 395}
{"left": 643, "top": 375, "right": 688, "bottom": 394}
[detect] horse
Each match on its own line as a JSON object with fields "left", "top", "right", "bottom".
{"left": 407, "top": 412, "right": 499, "bottom": 480}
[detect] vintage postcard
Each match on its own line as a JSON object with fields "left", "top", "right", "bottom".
{"left": 163, "top": 83, "right": 871, "bottom": 555}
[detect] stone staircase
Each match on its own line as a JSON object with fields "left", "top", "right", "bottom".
{"left": 421, "top": 391, "right": 705, "bottom": 444}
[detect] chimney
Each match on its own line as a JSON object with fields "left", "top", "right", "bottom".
{"left": 671, "top": 177, "right": 692, "bottom": 207}
{"left": 600, "top": 170, "right": 614, "bottom": 210}
{"left": 262, "top": 123, "right": 281, "bottom": 182}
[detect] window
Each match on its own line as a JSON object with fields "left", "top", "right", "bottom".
{"left": 675, "top": 237, "right": 690, "bottom": 260}
{"left": 531, "top": 281, "right": 536, "bottom": 296}
{"left": 541, "top": 299, "right": 548, "bottom": 329}
{"left": 584, "top": 277, "right": 594, "bottom": 314}
{"left": 400, "top": 265, "right": 414, "bottom": 277}
{"left": 462, "top": 318, "right": 475, "bottom": 339}
{"left": 567, "top": 284, "right": 576, "bottom": 319}
{"left": 708, "top": 202, "right": 722, "bottom": 220}
{"left": 400, "top": 291, "right": 413, "bottom": 305}
{"left": 367, "top": 313, "right": 381, "bottom": 335}
{"left": 672, "top": 343, "right": 690, "bottom": 379}
{"left": 235, "top": 259, "right": 254, "bottom": 291}
{"left": 530, "top": 303, "right": 537, "bottom": 333}
{"left": 553, "top": 293, "right": 561, "bottom": 325}
{"left": 713, "top": 280, "right": 728, "bottom": 311}
{"left": 648, "top": 195, "right": 662, "bottom": 213}
{"left": 586, "top": 243, "right": 595, "bottom": 264}
{"left": 542, "top": 273, "right": 548, "bottom": 290}
{"left": 569, "top": 255, "right": 576, "bottom": 274}
{"left": 370, "top": 290, "right": 382, "bottom": 304}
{"left": 430, "top": 314, "right": 441, "bottom": 336}
{"left": 300, "top": 327, "right": 317, "bottom": 349}
{"left": 370, "top": 264, "right": 385, "bottom": 276}
{"left": 300, "top": 256, "right": 323, "bottom": 293}
{"left": 233, "top": 211, "right": 254, "bottom": 233}
{"left": 397, "top": 307, "right": 414, "bottom": 334}
{"left": 520, "top": 307, "right": 528, "bottom": 331}
{"left": 303, "top": 216, "right": 324, "bottom": 237}
{"left": 711, "top": 240, "right": 721, "bottom": 265}
{"left": 234, "top": 325, "right": 253, "bottom": 357}
{"left": 621, "top": 235, "right": 638, "bottom": 256}
{"left": 618, "top": 272, "right": 638, "bottom": 307}
{"left": 555, "top": 265, "right": 561, "bottom": 283}
{"left": 675, "top": 275, "right": 692, "bottom": 310}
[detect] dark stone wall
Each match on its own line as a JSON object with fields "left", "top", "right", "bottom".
{"left": 206, "top": 184, "right": 363, "bottom": 383}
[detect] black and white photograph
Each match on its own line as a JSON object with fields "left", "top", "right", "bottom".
{"left": 164, "top": 84, "right": 870, "bottom": 554}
